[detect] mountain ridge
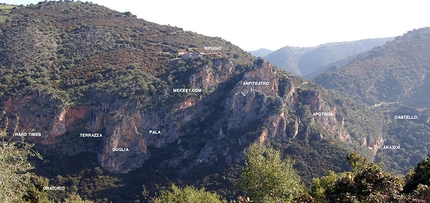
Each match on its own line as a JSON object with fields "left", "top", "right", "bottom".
{"left": 258, "top": 37, "right": 393, "bottom": 78}
{"left": 314, "top": 28, "right": 430, "bottom": 106}
{"left": 0, "top": 1, "right": 407, "bottom": 202}
{"left": 248, "top": 48, "right": 273, "bottom": 57}
{"left": 314, "top": 27, "right": 430, "bottom": 175}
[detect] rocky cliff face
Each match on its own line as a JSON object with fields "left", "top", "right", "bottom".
{"left": 2, "top": 91, "right": 65, "bottom": 144}
{"left": 0, "top": 2, "right": 385, "bottom": 179}
{"left": 1, "top": 58, "right": 378, "bottom": 173}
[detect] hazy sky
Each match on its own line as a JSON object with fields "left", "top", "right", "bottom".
{"left": 3, "top": 0, "right": 430, "bottom": 51}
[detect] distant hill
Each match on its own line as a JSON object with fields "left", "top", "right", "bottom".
{"left": 304, "top": 54, "right": 358, "bottom": 80}
{"left": 263, "top": 46, "right": 312, "bottom": 75}
{"left": 299, "top": 38, "right": 393, "bottom": 77}
{"left": 248, "top": 48, "right": 273, "bottom": 57}
{"left": 314, "top": 28, "right": 430, "bottom": 106}
{"left": 264, "top": 38, "right": 393, "bottom": 77}
{"left": 314, "top": 28, "right": 430, "bottom": 175}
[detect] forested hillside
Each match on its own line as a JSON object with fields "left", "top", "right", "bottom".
{"left": 314, "top": 28, "right": 430, "bottom": 106}
{"left": 261, "top": 38, "right": 392, "bottom": 77}
{"left": 315, "top": 28, "right": 430, "bottom": 177}
{"left": 0, "top": 1, "right": 429, "bottom": 202}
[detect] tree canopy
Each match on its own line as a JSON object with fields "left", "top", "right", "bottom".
{"left": 239, "top": 143, "right": 304, "bottom": 202}
{"left": 152, "top": 184, "right": 226, "bottom": 203}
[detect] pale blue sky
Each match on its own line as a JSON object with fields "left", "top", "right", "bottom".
{"left": 3, "top": 0, "right": 430, "bottom": 51}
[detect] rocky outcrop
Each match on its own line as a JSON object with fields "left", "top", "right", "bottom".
{"left": 1, "top": 58, "right": 378, "bottom": 173}
{"left": 364, "top": 136, "right": 384, "bottom": 159}
{"left": 293, "top": 89, "right": 351, "bottom": 142}
{"left": 191, "top": 60, "right": 361, "bottom": 165}
{"left": 2, "top": 91, "right": 65, "bottom": 144}
{"left": 99, "top": 109, "right": 148, "bottom": 173}
{"left": 189, "top": 59, "right": 235, "bottom": 89}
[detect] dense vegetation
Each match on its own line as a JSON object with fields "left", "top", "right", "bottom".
{"left": 239, "top": 143, "right": 303, "bottom": 202}
{"left": 1, "top": 1, "right": 429, "bottom": 203}
{"left": 152, "top": 184, "right": 227, "bottom": 203}
{"left": 152, "top": 144, "right": 430, "bottom": 203}
{"left": 0, "top": 112, "right": 94, "bottom": 203}
{"left": 314, "top": 28, "right": 430, "bottom": 176}
{"left": 4, "top": 137, "right": 430, "bottom": 202}
{"left": 0, "top": 0, "right": 253, "bottom": 106}
{"left": 314, "top": 28, "right": 430, "bottom": 106}
{"left": 375, "top": 108, "right": 430, "bottom": 174}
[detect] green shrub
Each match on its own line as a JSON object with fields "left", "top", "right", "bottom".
{"left": 152, "top": 184, "right": 226, "bottom": 203}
